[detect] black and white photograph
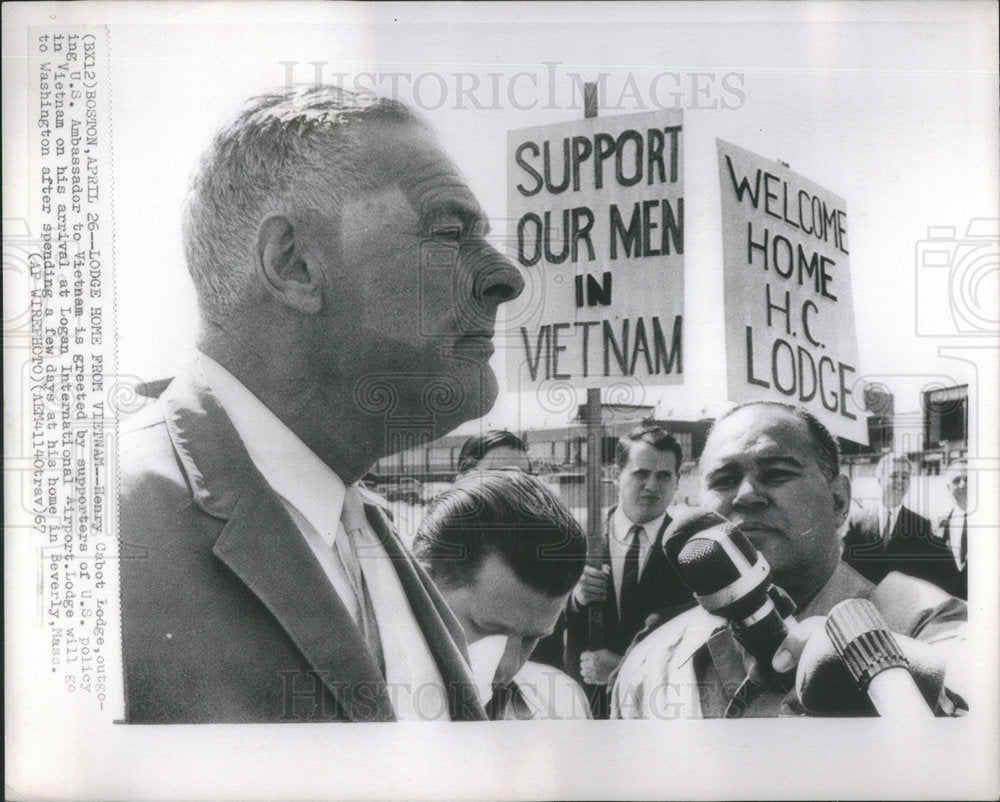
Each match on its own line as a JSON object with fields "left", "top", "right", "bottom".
{"left": 4, "top": 1, "right": 998, "bottom": 799}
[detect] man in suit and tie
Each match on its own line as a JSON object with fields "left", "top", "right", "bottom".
{"left": 933, "top": 458, "right": 969, "bottom": 599}
{"left": 565, "top": 425, "right": 695, "bottom": 717}
{"left": 842, "top": 454, "right": 949, "bottom": 587}
{"left": 119, "top": 85, "right": 525, "bottom": 722}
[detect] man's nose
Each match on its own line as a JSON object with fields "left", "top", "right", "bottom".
{"left": 470, "top": 244, "right": 524, "bottom": 308}
{"left": 732, "top": 476, "right": 767, "bottom": 508}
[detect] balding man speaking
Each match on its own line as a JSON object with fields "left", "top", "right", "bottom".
{"left": 120, "top": 86, "right": 523, "bottom": 722}
{"left": 612, "top": 401, "right": 968, "bottom": 718}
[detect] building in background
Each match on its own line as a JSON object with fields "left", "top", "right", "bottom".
{"left": 369, "top": 384, "right": 969, "bottom": 521}
{"left": 922, "top": 384, "right": 969, "bottom": 473}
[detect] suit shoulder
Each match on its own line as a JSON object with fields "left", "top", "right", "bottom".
{"left": 872, "top": 571, "right": 967, "bottom": 637}
{"left": 901, "top": 505, "right": 934, "bottom": 532}
{"left": 619, "top": 606, "right": 715, "bottom": 677}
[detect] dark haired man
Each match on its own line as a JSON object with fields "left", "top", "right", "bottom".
{"left": 120, "top": 86, "right": 524, "bottom": 722}
{"left": 565, "top": 424, "right": 695, "bottom": 717}
{"left": 612, "top": 402, "right": 968, "bottom": 718}
{"left": 457, "top": 429, "right": 531, "bottom": 474}
{"left": 413, "top": 470, "right": 590, "bottom": 719}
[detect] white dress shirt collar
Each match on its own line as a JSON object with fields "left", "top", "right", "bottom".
{"left": 200, "top": 353, "right": 347, "bottom": 546}
{"left": 612, "top": 505, "right": 668, "bottom": 545}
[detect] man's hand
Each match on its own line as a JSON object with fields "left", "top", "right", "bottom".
{"left": 573, "top": 564, "right": 611, "bottom": 606}
{"left": 580, "top": 649, "right": 622, "bottom": 685}
{"left": 757, "top": 616, "right": 946, "bottom": 716}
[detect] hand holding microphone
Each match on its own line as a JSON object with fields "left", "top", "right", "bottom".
{"left": 664, "top": 509, "right": 940, "bottom": 716}
{"left": 664, "top": 510, "right": 798, "bottom": 688}
{"left": 787, "top": 599, "right": 936, "bottom": 718}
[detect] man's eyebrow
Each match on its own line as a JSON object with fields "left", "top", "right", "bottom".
{"left": 703, "top": 454, "right": 805, "bottom": 478}
{"left": 757, "top": 455, "right": 806, "bottom": 467}
{"left": 426, "top": 200, "right": 489, "bottom": 235}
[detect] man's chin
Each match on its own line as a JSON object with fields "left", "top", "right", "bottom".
{"left": 740, "top": 529, "right": 783, "bottom": 561}
{"left": 426, "top": 367, "right": 497, "bottom": 437}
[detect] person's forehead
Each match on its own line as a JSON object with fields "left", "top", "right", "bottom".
{"left": 366, "top": 122, "right": 484, "bottom": 222}
{"left": 470, "top": 554, "right": 563, "bottom": 633}
{"left": 882, "top": 460, "right": 912, "bottom": 477}
{"left": 702, "top": 407, "right": 815, "bottom": 467}
{"left": 623, "top": 441, "right": 676, "bottom": 472}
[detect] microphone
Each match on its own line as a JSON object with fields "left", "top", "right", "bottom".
{"left": 664, "top": 510, "right": 796, "bottom": 685}
{"left": 825, "top": 598, "right": 935, "bottom": 719}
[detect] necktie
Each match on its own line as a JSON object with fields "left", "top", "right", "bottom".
{"left": 335, "top": 486, "right": 385, "bottom": 675}
{"left": 485, "top": 681, "right": 529, "bottom": 720}
{"left": 882, "top": 511, "right": 893, "bottom": 550}
{"left": 619, "top": 525, "right": 643, "bottom": 625}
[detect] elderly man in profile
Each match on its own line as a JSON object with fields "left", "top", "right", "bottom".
{"left": 120, "top": 86, "right": 524, "bottom": 722}
{"left": 612, "top": 401, "right": 968, "bottom": 719}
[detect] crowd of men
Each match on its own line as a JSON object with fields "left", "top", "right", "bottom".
{"left": 121, "top": 84, "right": 969, "bottom": 723}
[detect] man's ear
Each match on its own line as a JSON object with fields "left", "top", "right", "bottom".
{"left": 255, "top": 215, "right": 324, "bottom": 314}
{"left": 831, "top": 474, "right": 852, "bottom": 526}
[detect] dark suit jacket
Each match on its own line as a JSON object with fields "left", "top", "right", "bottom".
{"left": 842, "top": 504, "right": 955, "bottom": 592}
{"left": 929, "top": 510, "right": 968, "bottom": 599}
{"left": 564, "top": 507, "right": 695, "bottom": 716}
{"left": 120, "top": 366, "right": 485, "bottom": 723}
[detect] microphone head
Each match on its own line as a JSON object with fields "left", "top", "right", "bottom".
{"left": 662, "top": 507, "right": 775, "bottom": 620}
{"left": 664, "top": 509, "right": 763, "bottom": 596}
{"left": 662, "top": 508, "right": 729, "bottom": 570}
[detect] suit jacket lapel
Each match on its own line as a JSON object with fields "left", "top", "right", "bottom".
{"left": 364, "top": 505, "right": 487, "bottom": 721}
{"left": 638, "top": 513, "right": 672, "bottom": 589}
{"left": 161, "top": 365, "right": 395, "bottom": 722}
{"left": 214, "top": 490, "right": 395, "bottom": 721}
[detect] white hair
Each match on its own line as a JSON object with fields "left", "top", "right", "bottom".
{"left": 181, "top": 85, "right": 425, "bottom": 323}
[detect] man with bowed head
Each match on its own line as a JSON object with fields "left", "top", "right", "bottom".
{"left": 412, "top": 469, "right": 591, "bottom": 720}
{"left": 612, "top": 401, "right": 968, "bottom": 718}
{"left": 565, "top": 424, "right": 695, "bottom": 718}
{"left": 120, "top": 85, "right": 524, "bottom": 722}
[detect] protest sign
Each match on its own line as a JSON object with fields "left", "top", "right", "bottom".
{"left": 718, "top": 139, "right": 867, "bottom": 442}
{"left": 506, "top": 110, "right": 684, "bottom": 391}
